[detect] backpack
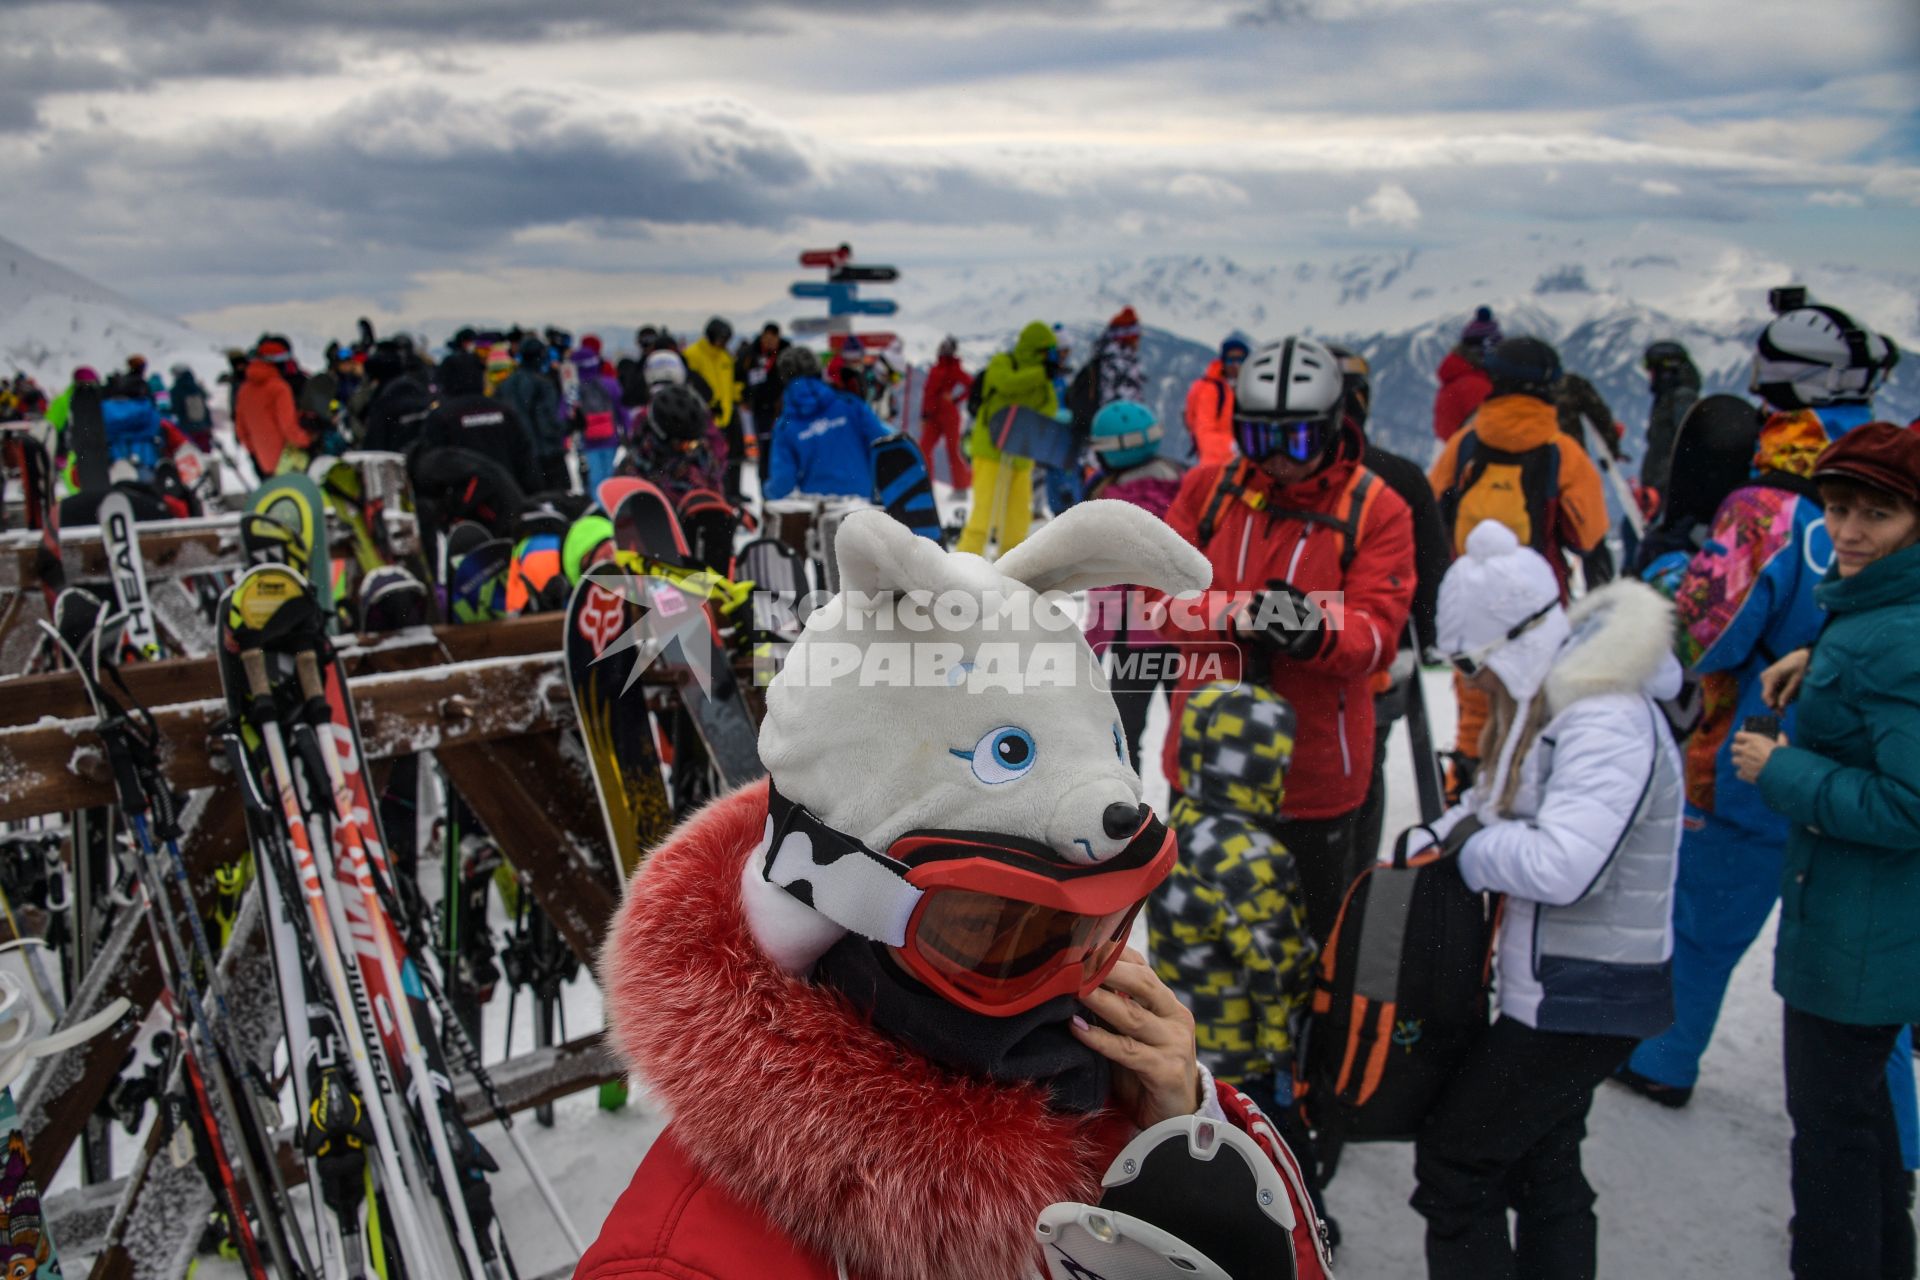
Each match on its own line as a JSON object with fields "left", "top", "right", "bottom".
{"left": 1195, "top": 459, "right": 1381, "bottom": 572}
{"left": 577, "top": 375, "right": 618, "bottom": 445}
{"left": 1437, "top": 434, "right": 1564, "bottom": 575}
{"left": 1299, "top": 825, "right": 1495, "bottom": 1143}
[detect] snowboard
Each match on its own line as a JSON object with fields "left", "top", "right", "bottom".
{"left": 448, "top": 535, "right": 513, "bottom": 623}
{"left": 1657, "top": 394, "right": 1764, "bottom": 539}
{"left": 67, "top": 383, "right": 112, "bottom": 494}
{"left": 675, "top": 486, "right": 738, "bottom": 573}
{"left": 99, "top": 490, "right": 162, "bottom": 660}
{"left": 507, "top": 529, "right": 567, "bottom": 614}
{"left": 609, "top": 478, "right": 688, "bottom": 562}
{"left": 608, "top": 484, "right": 765, "bottom": 793}
{"left": 1579, "top": 414, "right": 1645, "bottom": 540}
{"left": 563, "top": 562, "right": 673, "bottom": 880}
{"left": 310, "top": 455, "right": 384, "bottom": 574}
{"left": 871, "top": 433, "right": 942, "bottom": 543}
{"left": 244, "top": 474, "right": 333, "bottom": 616}
{"left": 595, "top": 476, "right": 647, "bottom": 523}
{"left": 989, "top": 404, "right": 1079, "bottom": 470}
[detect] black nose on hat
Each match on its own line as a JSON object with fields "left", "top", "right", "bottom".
{"left": 1103, "top": 802, "right": 1147, "bottom": 840}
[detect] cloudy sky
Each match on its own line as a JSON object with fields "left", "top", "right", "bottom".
{"left": 5, "top": 0, "right": 1915, "bottom": 336}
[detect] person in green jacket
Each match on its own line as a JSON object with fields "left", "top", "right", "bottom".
{"left": 1733, "top": 421, "right": 1920, "bottom": 1280}
{"left": 957, "top": 320, "right": 1059, "bottom": 556}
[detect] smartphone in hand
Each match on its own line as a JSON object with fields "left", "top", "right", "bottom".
{"left": 1742, "top": 714, "right": 1782, "bottom": 739}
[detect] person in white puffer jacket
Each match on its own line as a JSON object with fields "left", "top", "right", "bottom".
{"left": 1407, "top": 519, "right": 1684, "bottom": 1280}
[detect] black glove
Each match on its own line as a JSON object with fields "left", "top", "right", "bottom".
{"left": 1236, "top": 579, "right": 1332, "bottom": 662}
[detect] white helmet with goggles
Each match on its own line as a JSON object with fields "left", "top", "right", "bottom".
{"left": 1233, "top": 336, "right": 1344, "bottom": 465}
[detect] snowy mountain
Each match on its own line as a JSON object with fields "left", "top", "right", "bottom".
{"left": 847, "top": 229, "right": 1919, "bottom": 465}
{"left": 0, "top": 234, "right": 231, "bottom": 389}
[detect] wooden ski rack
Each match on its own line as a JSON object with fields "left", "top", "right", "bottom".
{"left": 0, "top": 607, "right": 764, "bottom": 1190}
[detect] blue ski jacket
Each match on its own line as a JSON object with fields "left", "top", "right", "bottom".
{"left": 1673, "top": 401, "right": 1872, "bottom": 838}
{"left": 767, "top": 377, "right": 889, "bottom": 501}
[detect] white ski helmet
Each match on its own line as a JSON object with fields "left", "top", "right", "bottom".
{"left": 1233, "top": 336, "right": 1345, "bottom": 465}
{"left": 642, "top": 349, "right": 688, "bottom": 389}
{"left": 1751, "top": 304, "right": 1898, "bottom": 410}
{"left": 1235, "top": 336, "right": 1344, "bottom": 421}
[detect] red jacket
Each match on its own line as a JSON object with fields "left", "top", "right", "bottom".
{"left": 579, "top": 781, "right": 1332, "bottom": 1280}
{"left": 1432, "top": 351, "right": 1491, "bottom": 442}
{"left": 1158, "top": 444, "right": 1416, "bottom": 820}
{"left": 1183, "top": 361, "right": 1236, "bottom": 468}
{"left": 233, "top": 359, "right": 302, "bottom": 473}
{"left": 919, "top": 355, "right": 971, "bottom": 435}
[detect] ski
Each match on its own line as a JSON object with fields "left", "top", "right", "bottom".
{"left": 99, "top": 491, "right": 161, "bottom": 660}
{"left": 218, "top": 565, "right": 447, "bottom": 1277}
{"left": 42, "top": 602, "right": 314, "bottom": 1280}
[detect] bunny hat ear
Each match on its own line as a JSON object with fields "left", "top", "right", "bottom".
{"left": 994, "top": 499, "right": 1212, "bottom": 597}
{"left": 834, "top": 509, "right": 977, "bottom": 597}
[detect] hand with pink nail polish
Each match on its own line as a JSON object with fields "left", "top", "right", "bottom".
{"left": 1069, "top": 947, "right": 1202, "bottom": 1129}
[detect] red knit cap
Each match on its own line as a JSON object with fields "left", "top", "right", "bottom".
{"left": 581, "top": 334, "right": 603, "bottom": 355}
{"left": 1110, "top": 306, "right": 1138, "bottom": 330}
{"left": 1814, "top": 422, "right": 1920, "bottom": 505}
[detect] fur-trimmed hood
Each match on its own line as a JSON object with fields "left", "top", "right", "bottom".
{"left": 599, "top": 780, "right": 1131, "bottom": 1280}
{"left": 1543, "top": 578, "right": 1683, "bottom": 716}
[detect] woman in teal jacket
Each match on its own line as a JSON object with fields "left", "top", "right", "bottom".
{"left": 1734, "top": 421, "right": 1920, "bottom": 1280}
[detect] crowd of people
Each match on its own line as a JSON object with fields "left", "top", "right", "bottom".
{"left": 9, "top": 286, "right": 1916, "bottom": 1279}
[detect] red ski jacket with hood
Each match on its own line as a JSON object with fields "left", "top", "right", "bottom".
{"left": 577, "top": 781, "right": 1333, "bottom": 1280}
{"left": 1157, "top": 435, "right": 1416, "bottom": 821}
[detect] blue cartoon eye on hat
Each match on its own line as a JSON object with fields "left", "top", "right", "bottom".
{"left": 954, "top": 726, "right": 1037, "bottom": 784}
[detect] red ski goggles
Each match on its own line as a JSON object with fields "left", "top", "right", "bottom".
{"left": 762, "top": 786, "right": 1175, "bottom": 1017}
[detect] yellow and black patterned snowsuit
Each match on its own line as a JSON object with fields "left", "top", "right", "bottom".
{"left": 1149, "top": 682, "right": 1316, "bottom": 1087}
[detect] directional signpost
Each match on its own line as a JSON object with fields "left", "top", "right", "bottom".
{"left": 790, "top": 245, "right": 900, "bottom": 354}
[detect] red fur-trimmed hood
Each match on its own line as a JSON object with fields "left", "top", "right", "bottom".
{"left": 600, "top": 780, "right": 1131, "bottom": 1280}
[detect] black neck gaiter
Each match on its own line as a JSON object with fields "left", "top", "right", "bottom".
{"left": 811, "top": 935, "right": 1111, "bottom": 1114}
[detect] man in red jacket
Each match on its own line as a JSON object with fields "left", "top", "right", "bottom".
{"left": 1161, "top": 335, "right": 1416, "bottom": 943}
{"left": 1432, "top": 305, "right": 1502, "bottom": 442}
{"left": 918, "top": 335, "right": 972, "bottom": 489}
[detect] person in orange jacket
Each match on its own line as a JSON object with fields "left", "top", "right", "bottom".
{"left": 233, "top": 345, "right": 306, "bottom": 476}
{"left": 1183, "top": 331, "right": 1250, "bottom": 468}
{"left": 1429, "top": 335, "right": 1610, "bottom": 794}
{"left": 1432, "top": 306, "right": 1501, "bottom": 442}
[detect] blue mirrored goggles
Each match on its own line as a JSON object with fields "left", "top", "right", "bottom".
{"left": 1233, "top": 415, "right": 1327, "bottom": 463}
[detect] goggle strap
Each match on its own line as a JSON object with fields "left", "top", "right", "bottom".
{"left": 762, "top": 785, "right": 920, "bottom": 948}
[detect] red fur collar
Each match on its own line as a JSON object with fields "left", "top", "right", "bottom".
{"left": 601, "top": 780, "right": 1130, "bottom": 1280}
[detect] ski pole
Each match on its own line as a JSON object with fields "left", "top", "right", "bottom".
{"left": 130, "top": 780, "right": 328, "bottom": 1280}
{"left": 294, "top": 649, "right": 494, "bottom": 1280}
{"left": 238, "top": 647, "right": 445, "bottom": 1279}
{"left": 357, "top": 844, "right": 585, "bottom": 1256}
